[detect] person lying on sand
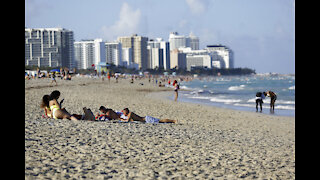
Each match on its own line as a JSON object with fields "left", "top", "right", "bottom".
{"left": 120, "top": 108, "right": 177, "bottom": 123}
{"left": 95, "top": 106, "right": 126, "bottom": 120}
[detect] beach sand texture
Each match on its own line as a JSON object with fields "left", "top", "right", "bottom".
{"left": 25, "top": 77, "right": 295, "bottom": 179}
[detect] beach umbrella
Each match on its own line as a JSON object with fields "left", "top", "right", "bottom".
{"left": 50, "top": 69, "right": 60, "bottom": 73}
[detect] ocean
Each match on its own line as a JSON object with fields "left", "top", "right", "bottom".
{"left": 176, "top": 74, "right": 295, "bottom": 117}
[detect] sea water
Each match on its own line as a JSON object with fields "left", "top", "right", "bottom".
{"left": 177, "top": 74, "right": 295, "bottom": 117}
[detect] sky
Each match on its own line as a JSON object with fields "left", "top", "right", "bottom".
{"left": 25, "top": 0, "right": 295, "bottom": 74}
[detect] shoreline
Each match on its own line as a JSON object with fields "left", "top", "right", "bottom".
{"left": 25, "top": 77, "right": 295, "bottom": 179}
{"left": 147, "top": 88, "right": 294, "bottom": 118}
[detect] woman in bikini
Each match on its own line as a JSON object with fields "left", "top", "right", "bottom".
{"left": 40, "top": 94, "right": 52, "bottom": 118}
{"left": 47, "top": 90, "right": 79, "bottom": 120}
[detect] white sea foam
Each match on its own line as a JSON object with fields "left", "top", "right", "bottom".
{"left": 228, "top": 85, "right": 246, "bottom": 91}
{"left": 234, "top": 103, "right": 255, "bottom": 108}
{"left": 277, "top": 100, "right": 295, "bottom": 105}
{"left": 189, "top": 96, "right": 211, "bottom": 100}
{"left": 288, "top": 86, "right": 295, "bottom": 90}
{"left": 275, "top": 105, "right": 295, "bottom": 110}
{"left": 210, "top": 97, "right": 242, "bottom": 104}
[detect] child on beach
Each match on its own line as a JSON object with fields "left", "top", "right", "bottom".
{"left": 120, "top": 108, "right": 177, "bottom": 123}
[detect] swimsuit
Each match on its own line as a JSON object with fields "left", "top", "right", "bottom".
{"left": 50, "top": 104, "right": 60, "bottom": 119}
{"left": 45, "top": 107, "right": 52, "bottom": 118}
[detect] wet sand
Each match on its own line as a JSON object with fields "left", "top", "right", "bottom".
{"left": 25, "top": 77, "right": 295, "bottom": 179}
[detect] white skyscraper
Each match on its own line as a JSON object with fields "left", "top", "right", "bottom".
{"left": 105, "top": 41, "right": 122, "bottom": 66}
{"left": 188, "top": 32, "right": 200, "bottom": 50}
{"left": 74, "top": 39, "right": 106, "bottom": 70}
{"left": 169, "top": 32, "right": 187, "bottom": 51}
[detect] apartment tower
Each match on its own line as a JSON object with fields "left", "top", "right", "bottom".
{"left": 25, "top": 28, "right": 74, "bottom": 69}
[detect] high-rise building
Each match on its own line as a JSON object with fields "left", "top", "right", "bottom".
{"left": 105, "top": 41, "right": 122, "bottom": 66}
{"left": 25, "top": 28, "right": 75, "bottom": 69}
{"left": 169, "top": 32, "right": 187, "bottom": 51}
{"left": 74, "top": 39, "right": 106, "bottom": 69}
{"left": 188, "top": 32, "right": 200, "bottom": 50}
{"left": 206, "top": 45, "right": 234, "bottom": 69}
{"left": 169, "top": 32, "right": 200, "bottom": 51}
{"left": 122, "top": 47, "right": 134, "bottom": 68}
{"left": 170, "top": 49, "right": 186, "bottom": 70}
{"left": 118, "top": 34, "right": 148, "bottom": 70}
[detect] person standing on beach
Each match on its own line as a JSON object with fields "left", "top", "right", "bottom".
{"left": 107, "top": 72, "right": 111, "bottom": 83}
{"left": 255, "top": 92, "right": 266, "bottom": 112}
{"left": 266, "top": 91, "right": 277, "bottom": 112}
{"left": 173, "top": 80, "right": 179, "bottom": 101}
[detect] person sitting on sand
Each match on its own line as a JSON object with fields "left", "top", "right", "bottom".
{"left": 40, "top": 94, "right": 52, "bottom": 118}
{"left": 44, "top": 90, "right": 95, "bottom": 121}
{"left": 48, "top": 90, "right": 79, "bottom": 120}
{"left": 120, "top": 108, "right": 177, "bottom": 123}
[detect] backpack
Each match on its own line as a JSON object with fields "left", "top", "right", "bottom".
{"left": 256, "top": 92, "right": 262, "bottom": 97}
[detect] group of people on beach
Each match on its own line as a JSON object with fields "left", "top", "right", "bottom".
{"left": 255, "top": 91, "right": 277, "bottom": 112}
{"left": 40, "top": 90, "right": 177, "bottom": 123}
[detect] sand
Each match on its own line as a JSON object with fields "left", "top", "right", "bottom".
{"left": 25, "top": 76, "right": 295, "bottom": 179}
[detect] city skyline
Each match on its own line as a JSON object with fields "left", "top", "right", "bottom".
{"left": 25, "top": 0, "right": 295, "bottom": 74}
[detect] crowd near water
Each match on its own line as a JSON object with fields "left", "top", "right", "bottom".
{"left": 177, "top": 74, "right": 295, "bottom": 117}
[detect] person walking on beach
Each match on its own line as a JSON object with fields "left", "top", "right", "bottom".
{"left": 266, "top": 91, "right": 277, "bottom": 112}
{"left": 50, "top": 73, "right": 58, "bottom": 86}
{"left": 121, "top": 108, "right": 177, "bottom": 123}
{"left": 255, "top": 91, "right": 266, "bottom": 112}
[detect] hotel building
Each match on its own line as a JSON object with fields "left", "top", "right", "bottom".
{"left": 74, "top": 39, "right": 106, "bottom": 69}
{"left": 118, "top": 34, "right": 148, "bottom": 70}
{"left": 25, "top": 28, "right": 75, "bottom": 69}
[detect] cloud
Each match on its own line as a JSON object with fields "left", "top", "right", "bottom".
{"left": 185, "top": 0, "right": 209, "bottom": 14}
{"left": 100, "top": 2, "right": 141, "bottom": 41}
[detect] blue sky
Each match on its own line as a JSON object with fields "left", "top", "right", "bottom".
{"left": 25, "top": 0, "right": 295, "bottom": 74}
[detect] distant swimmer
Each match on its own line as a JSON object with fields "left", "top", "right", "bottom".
{"left": 255, "top": 91, "right": 266, "bottom": 112}
{"left": 266, "top": 91, "right": 277, "bottom": 112}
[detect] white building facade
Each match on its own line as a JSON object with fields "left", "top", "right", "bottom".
{"left": 105, "top": 41, "right": 122, "bottom": 66}
{"left": 74, "top": 39, "right": 106, "bottom": 70}
{"left": 25, "top": 28, "right": 75, "bottom": 69}
{"left": 206, "top": 45, "right": 234, "bottom": 69}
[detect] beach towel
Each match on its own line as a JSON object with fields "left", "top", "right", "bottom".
{"left": 145, "top": 116, "right": 160, "bottom": 123}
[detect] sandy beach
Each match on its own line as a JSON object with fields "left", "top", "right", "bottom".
{"left": 25, "top": 76, "right": 295, "bottom": 179}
